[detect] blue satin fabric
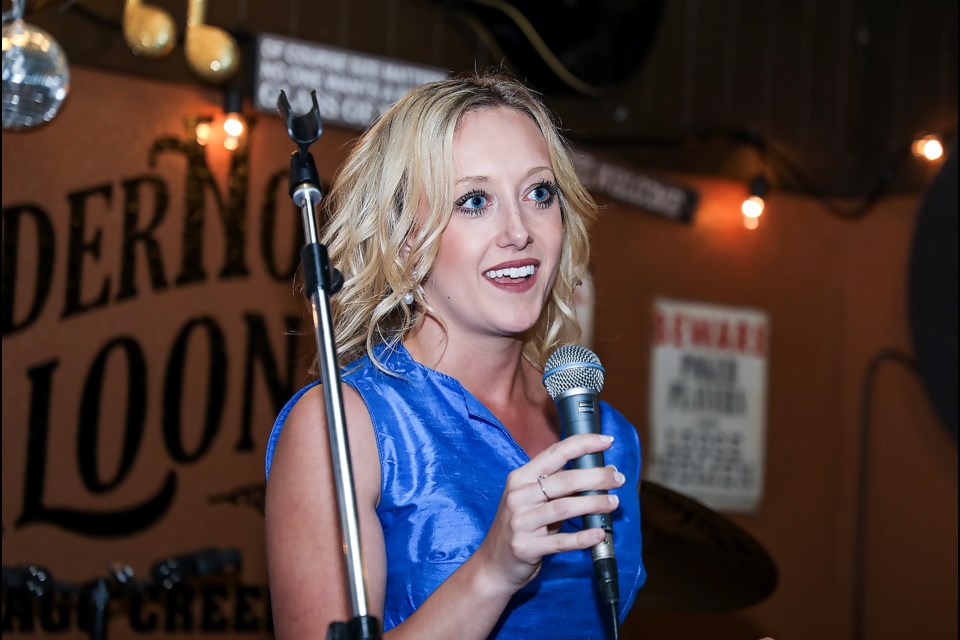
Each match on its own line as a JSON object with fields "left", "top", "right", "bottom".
{"left": 265, "top": 343, "right": 646, "bottom": 638}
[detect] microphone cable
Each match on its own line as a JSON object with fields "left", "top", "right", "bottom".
{"left": 606, "top": 601, "right": 621, "bottom": 640}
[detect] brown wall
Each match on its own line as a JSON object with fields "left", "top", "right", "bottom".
{"left": 2, "top": 67, "right": 956, "bottom": 639}
{"left": 592, "top": 179, "right": 958, "bottom": 639}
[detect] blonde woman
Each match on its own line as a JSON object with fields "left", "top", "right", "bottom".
{"left": 265, "top": 71, "right": 645, "bottom": 639}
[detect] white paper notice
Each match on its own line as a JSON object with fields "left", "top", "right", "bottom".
{"left": 647, "top": 299, "right": 770, "bottom": 512}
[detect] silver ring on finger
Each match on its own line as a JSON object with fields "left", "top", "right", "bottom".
{"left": 537, "top": 475, "right": 552, "bottom": 501}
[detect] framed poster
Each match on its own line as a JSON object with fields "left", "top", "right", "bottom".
{"left": 647, "top": 299, "right": 770, "bottom": 512}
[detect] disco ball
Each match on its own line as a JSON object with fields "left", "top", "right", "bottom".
{"left": 2, "top": 18, "right": 70, "bottom": 131}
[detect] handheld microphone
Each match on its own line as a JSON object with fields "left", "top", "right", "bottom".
{"left": 543, "top": 345, "right": 619, "bottom": 614}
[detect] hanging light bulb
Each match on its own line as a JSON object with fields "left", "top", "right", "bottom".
{"left": 2, "top": 0, "right": 70, "bottom": 131}
{"left": 195, "top": 121, "right": 211, "bottom": 145}
{"left": 741, "top": 194, "right": 765, "bottom": 218}
{"left": 911, "top": 134, "right": 944, "bottom": 162}
{"left": 222, "top": 88, "right": 245, "bottom": 150}
{"left": 741, "top": 175, "right": 768, "bottom": 229}
{"left": 223, "top": 114, "right": 244, "bottom": 137}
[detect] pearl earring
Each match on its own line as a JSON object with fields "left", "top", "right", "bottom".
{"left": 403, "top": 290, "right": 415, "bottom": 305}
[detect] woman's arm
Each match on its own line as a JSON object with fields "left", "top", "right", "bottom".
{"left": 265, "top": 384, "right": 386, "bottom": 639}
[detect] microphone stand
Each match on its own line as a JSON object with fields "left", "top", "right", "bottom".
{"left": 276, "top": 90, "right": 381, "bottom": 640}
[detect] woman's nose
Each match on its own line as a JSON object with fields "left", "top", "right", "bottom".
{"left": 498, "top": 204, "right": 533, "bottom": 249}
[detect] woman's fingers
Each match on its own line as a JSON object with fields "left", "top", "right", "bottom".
{"left": 512, "top": 527, "right": 609, "bottom": 559}
{"left": 512, "top": 493, "right": 620, "bottom": 533}
{"left": 536, "top": 465, "right": 625, "bottom": 503}
{"left": 524, "top": 433, "right": 614, "bottom": 480}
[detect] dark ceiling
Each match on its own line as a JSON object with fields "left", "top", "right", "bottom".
{"left": 14, "top": 0, "right": 960, "bottom": 198}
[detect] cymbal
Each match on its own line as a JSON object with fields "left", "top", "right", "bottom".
{"left": 633, "top": 480, "right": 778, "bottom": 612}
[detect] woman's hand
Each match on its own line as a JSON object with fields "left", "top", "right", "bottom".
{"left": 472, "top": 433, "right": 626, "bottom": 595}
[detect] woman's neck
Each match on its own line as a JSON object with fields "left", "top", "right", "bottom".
{"left": 403, "top": 315, "right": 541, "bottom": 410}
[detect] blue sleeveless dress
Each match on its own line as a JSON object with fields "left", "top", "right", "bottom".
{"left": 265, "top": 343, "right": 646, "bottom": 638}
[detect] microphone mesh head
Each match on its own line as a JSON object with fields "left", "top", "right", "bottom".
{"left": 543, "top": 345, "right": 605, "bottom": 399}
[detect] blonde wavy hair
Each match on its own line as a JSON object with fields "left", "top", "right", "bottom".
{"left": 319, "top": 70, "right": 597, "bottom": 371}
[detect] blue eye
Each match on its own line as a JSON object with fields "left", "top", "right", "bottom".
{"left": 530, "top": 186, "right": 550, "bottom": 201}
{"left": 528, "top": 180, "right": 558, "bottom": 208}
{"left": 455, "top": 189, "right": 489, "bottom": 216}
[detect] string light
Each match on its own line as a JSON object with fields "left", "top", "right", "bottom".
{"left": 194, "top": 121, "right": 211, "bottom": 145}
{"left": 222, "top": 87, "right": 245, "bottom": 151}
{"left": 224, "top": 113, "right": 244, "bottom": 137}
{"left": 574, "top": 126, "right": 954, "bottom": 222}
{"left": 741, "top": 175, "right": 768, "bottom": 230}
{"left": 911, "top": 134, "right": 944, "bottom": 162}
{"left": 189, "top": 91, "right": 248, "bottom": 152}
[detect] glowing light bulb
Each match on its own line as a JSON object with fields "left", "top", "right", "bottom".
{"left": 223, "top": 135, "right": 239, "bottom": 151}
{"left": 741, "top": 195, "right": 765, "bottom": 218}
{"left": 223, "top": 113, "right": 244, "bottom": 137}
{"left": 741, "top": 174, "right": 768, "bottom": 226}
{"left": 195, "top": 121, "right": 211, "bottom": 145}
{"left": 911, "top": 135, "right": 944, "bottom": 161}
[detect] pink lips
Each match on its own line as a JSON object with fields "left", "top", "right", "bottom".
{"left": 484, "top": 259, "right": 540, "bottom": 293}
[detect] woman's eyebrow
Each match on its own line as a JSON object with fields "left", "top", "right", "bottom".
{"left": 455, "top": 166, "right": 554, "bottom": 185}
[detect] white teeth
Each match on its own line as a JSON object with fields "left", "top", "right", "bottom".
{"left": 485, "top": 265, "right": 535, "bottom": 279}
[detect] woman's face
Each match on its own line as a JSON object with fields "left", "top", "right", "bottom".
{"left": 422, "top": 106, "right": 564, "bottom": 342}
